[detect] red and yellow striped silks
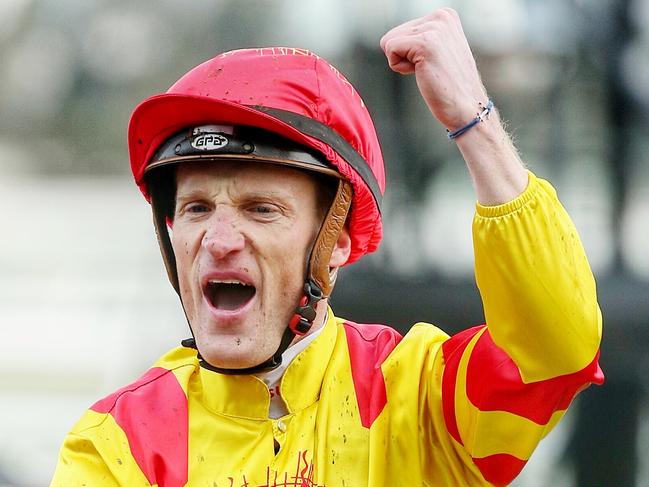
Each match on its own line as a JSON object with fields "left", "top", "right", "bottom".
{"left": 441, "top": 326, "right": 603, "bottom": 485}
{"left": 51, "top": 172, "right": 603, "bottom": 486}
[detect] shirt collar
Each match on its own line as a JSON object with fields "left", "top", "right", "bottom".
{"left": 197, "top": 308, "right": 338, "bottom": 419}
{"left": 280, "top": 308, "right": 337, "bottom": 413}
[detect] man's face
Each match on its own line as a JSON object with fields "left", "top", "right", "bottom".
{"left": 172, "top": 161, "right": 322, "bottom": 369}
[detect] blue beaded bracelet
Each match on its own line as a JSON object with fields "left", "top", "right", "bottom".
{"left": 447, "top": 99, "right": 494, "bottom": 140}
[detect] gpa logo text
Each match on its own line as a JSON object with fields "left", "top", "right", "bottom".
{"left": 191, "top": 133, "right": 229, "bottom": 151}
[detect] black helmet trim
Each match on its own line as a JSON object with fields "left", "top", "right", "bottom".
{"left": 252, "top": 105, "right": 383, "bottom": 213}
{"left": 145, "top": 125, "right": 342, "bottom": 179}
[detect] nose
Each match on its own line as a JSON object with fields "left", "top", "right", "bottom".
{"left": 201, "top": 209, "right": 245, "bottom": 259}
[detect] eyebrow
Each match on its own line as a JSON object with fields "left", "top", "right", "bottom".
{"left": 174, "top": 188, "right": 207, "bottom": 204}
{"left": 175, "top": 185, "right": 298, "bottom": 206}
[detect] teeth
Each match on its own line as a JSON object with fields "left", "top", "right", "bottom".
{"left": 208, "top": 279, "right": 249, "bottom": 286}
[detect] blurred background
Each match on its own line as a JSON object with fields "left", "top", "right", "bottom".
{"left": 0, "top": 0, "right": 648, "bottom": 485}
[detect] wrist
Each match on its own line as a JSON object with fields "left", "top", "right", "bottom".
{"left": 447, "top": 99, "right": 494, "bottom": 140}
{"left": 453, "top": 109, "right": 528, "bottom": 205}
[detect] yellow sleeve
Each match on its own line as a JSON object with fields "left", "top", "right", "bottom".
{"left": 50, "top": 411, "right": 152, "bottom": 487}
{"left": 417, "top": 172, "right": 604, "bottom": 485}
{"left": 473, "top": 171, "right": 602, "bottom": 382}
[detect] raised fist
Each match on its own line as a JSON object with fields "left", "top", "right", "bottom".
{"left": 380, "top": 8, "right": 489, "bottom": 132}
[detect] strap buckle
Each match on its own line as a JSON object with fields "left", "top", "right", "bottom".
{"left": 288, "top": 280, "right": 323, "bottom": 335}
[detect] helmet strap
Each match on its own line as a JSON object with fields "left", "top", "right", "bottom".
{"left": 306, "top": 179, "right": 353, "bottom": 296}
{"left": 288, "top": 280, "right": 323, "bottom": 335}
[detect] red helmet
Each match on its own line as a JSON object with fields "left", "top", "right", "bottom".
{"left": 128, "top": 47, "right": 385, "bottom": 372}
{"left": 129, "top": 47, "right": 384, "bottom": 264}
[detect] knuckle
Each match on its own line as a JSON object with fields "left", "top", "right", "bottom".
{"left": 420, "top": 29, "right": 439, "bottom": 46}
{"left": 384, "top": 37, "right": 399, "bottom": 54}
{"left": 379, "top": 34, "right": 388, "bottom": 50}
{"left": 428, "top": 7, "right": 458, "bottom": 22}
{"left": 441, "top": 7, "right": 459, "bottom": 19}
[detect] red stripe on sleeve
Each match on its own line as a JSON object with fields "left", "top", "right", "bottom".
{"left": 473, "top": 453, "right": 527, "bottom": 487}
{"left": 91, "top": 367, "right": 189, "bottom": 487}
{"left": 343, "top": 322, "right": 402, "bottom": 428}
{"left": 441, "top": 325, "right": 486, "bottom": 445}
{"left": 466, "top": 330, "right": 604, "bottom": 424}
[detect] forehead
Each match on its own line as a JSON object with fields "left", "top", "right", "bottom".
{"left": 175, "top": 160, "right": 320, "bottom": 197}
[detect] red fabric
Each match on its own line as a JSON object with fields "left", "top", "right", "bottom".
{"left": 342, "top": 322, "right": 402, "bottom": 428}
{"left": 91, "top": 367, "right": 188, "bottom": 487}
{"left": 128, "top": 48, "right": 385, "bottom": 264}
{"left": 440, "top": 325, "right": 486, "bottom": 444}
{"left": 465, "top": 331, "right": 604, "bottom": 424}
{"left": 441, "top": 326, "right": 603, "bottom": 485}
{"left": 472, "top": 454, "right": 528, "bottom": 487}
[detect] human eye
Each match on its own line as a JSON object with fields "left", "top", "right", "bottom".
{"left": 176, "top": 200, "right": 212, "bottom": 218}
{"left": 251, "top": 205, "right": 273, "bottom": 214}
{"left": 247, "top": 202, "right": 282, "bottom": 220}
{"left": 186, "top": 202, "right": 211, "bottom": 213}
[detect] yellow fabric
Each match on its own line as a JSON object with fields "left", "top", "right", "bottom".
{"left": 51, "top": 411, "right": 152, "bottom": 487}
{"left": 51, "top": 172, "right": 602, "bottom": 486}
{"left": 474, "top": 171, "right": 602, "bottom": 383}
{"left": 450, "top": 326, "right": 566, "bottom": 461}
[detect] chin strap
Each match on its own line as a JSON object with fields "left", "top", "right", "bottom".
{"left": 181, "top": 279, "right": 323, "bottom": 375}
{"left": 288, "top": 280, "right": 323, "bottom": 334}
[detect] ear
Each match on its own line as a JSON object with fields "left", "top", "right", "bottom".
{"left": 329, "top": 227, "right": 352, "bottom": 268}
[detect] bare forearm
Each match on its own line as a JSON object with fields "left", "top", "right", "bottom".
{"left": 453, "top": 109, "right": 528, "bottom": 205}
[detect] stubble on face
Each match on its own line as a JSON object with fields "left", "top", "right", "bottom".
{"left": 171, "top": 161, "right": 322, "bottom": 369}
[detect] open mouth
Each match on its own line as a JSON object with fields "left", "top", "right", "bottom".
{"left": 204, "top": 280, "right": 256, "bottom": 311}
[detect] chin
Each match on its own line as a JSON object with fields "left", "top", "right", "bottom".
{"left": 190, "top": 310, "right": 289, "bottom": 371}
{"left": 197, "top": 341, "right": 274, "bottom": 371}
